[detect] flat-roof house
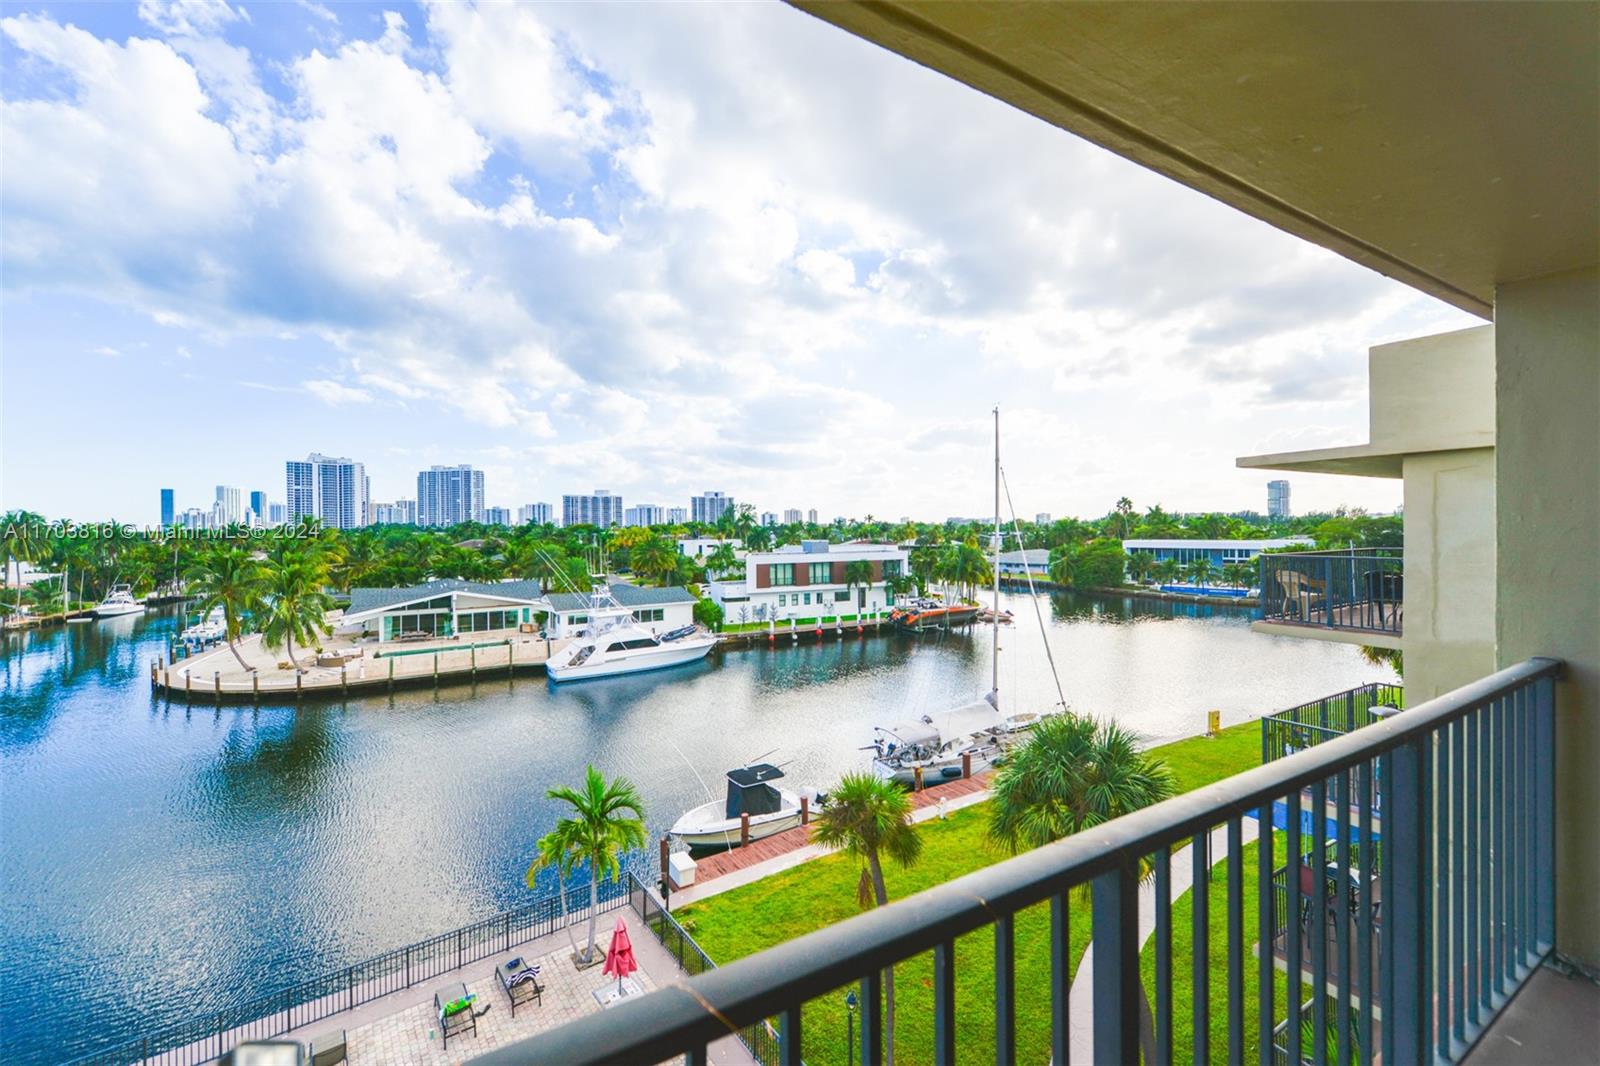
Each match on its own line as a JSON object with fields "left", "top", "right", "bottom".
{"left": 996, "top": 548, "right": 1049, "bottom": 575}
{"left": 339, "top": 579, "right": 546, "bottom": 642}
{"left": 706, "top": 540, "right": 909, "bottom": 625}
{"left": 542, "top": 582, "right": 697, "bottom": 638}
{"left": 1121, "top": 537, "right": 1313, "bottom": 567}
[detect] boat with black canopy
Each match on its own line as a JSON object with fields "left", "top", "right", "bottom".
{"left": 667, "top": 761, "right": 808, "bottom": 851}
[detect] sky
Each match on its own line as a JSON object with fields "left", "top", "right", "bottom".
{"left": 0, "top": 0, "right": 1484, "bottom": 527}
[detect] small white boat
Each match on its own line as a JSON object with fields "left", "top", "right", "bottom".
{"left": 869, "top": 698, "right": 1009, "bottom": 786}
{"left": 669, "top": 763, "right": 806, "bottom": 851}
{"left": 179, "top": 607, "right": 226, "bottom": 645}
{"left": 93, "top": 584, "right": 146, "bottom": 618}
{"left": 546, "top": 585, "right": 715, "bottom": 682}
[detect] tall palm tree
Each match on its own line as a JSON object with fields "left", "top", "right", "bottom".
{"left": 184, "top": 545, "right": 266, "bottom": 673}
{"left": 988, "top": 714, "right": 1175, "bottom": 1064}
{"left": 1154, "top": 556, "right": 1182, "bottom": 584}
{"left": 630, "top": 536, "right": 678, "bottom": 586}
{"left": 1126, "top": 551, "right": 1157, "bottom": 585}
{"left": 1048, "top": 548, "right": 1077, "bottom": 587}
{"left": 843, "top": 559, "right": 874, "bottom": 610}
{"left": 526, "top": 766, "right": 647, "bottom": 964}
{"left": 260, "top": 558, "right": 333, "bottom": 671}
{"left": 1109, "top": 497, "right": 1136, "bottom": 540}
{"left": 1185, "top": 555, "right": 1216, "bottom": 587}
{"left": 705, "top": 542, "right": 739, "bottom": 578}
{"left": 811, "top": 772, "right": 923, "bottom": 1066}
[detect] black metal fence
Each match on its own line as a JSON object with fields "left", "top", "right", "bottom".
{"left": 70, "top": 867, "right": 639, "bottom": 1066}
{"left": 1259, "top": 548, "right": 1403, "bottom": 636}
{"left": 486, "top": 658, "right": 1561, "bottom": 1066}
{"left": 628, "top": 874, "right": 786, "bottom": 1066}
{"left": 1262, "top": 682, "right": 1405, "bottom": 762}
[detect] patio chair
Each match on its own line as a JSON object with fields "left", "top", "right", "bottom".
{"left": 1276, "top": 570, "right": 1326, "bottom": 621}
{"left": 433, "top": 981, "right": 479, "bottom": 1050}
{"left": 496, "top": 957, "right": 545, "bottom": 1017}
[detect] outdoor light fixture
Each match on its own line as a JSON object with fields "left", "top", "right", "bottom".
{"left": 845, "top": 990, "right": 859, "bottom": 1066}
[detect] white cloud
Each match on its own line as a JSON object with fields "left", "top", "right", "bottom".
{"left": 304, "top": 379, "right": 373, "bottom": 405}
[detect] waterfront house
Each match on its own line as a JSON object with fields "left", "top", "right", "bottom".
{"left": 1121, "top": 536, "right": 1313, "bottom": 569}
{"left": 705, "top": 540, "right": 909, "bottom": 624}
{"left": 338, "top": 579, "right": 546, "bottom": 641}
{"left": 541, "top": 582, "right": 697, "bottom": 638}
{"left": 493, "top": 5, "right": 1598, "bottom": 1064}
{"left": 995, "top": 548, "right": 1049, "bottom": 576}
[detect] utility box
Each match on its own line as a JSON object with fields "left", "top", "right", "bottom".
{"left": 668, "top": 851, "right": 697, "bottom": 889}
{"left": 1207, "top": 709, "right": 1222, "bottom": 737}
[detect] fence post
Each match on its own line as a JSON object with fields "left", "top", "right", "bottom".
{"left": 1388, "top": 734, "right": 1430, "bottom": 1063}
{"left": 505, "top": 912, "right": 512, "bottom": 952}
{"left": 405, "top": 943, "right": 411, "bottom": 990}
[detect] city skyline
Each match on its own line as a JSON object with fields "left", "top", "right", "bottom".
{"left": 0, "top": 3, "right": 1474, "bottom": 525}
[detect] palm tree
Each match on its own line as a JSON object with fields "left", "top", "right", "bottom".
{"left": 184, "top": 545, "right": 266, "bottom": 673}
{"left": 526, "top": 766, "right": 647, "bottom": 965}
{"left": 1048, "top": 548, "right": 1076, "bottom": 587}
{"left": 1126, "top": 551, "right": 1157, "bottom": 585}
{"left": 1184, "top": 555, "right": 1216, "bottom": 587}
{"left": 1109, "top": 496, "right": 1136, "bottom": 540}
{"left": 843, "top": 558, "right": 874, "bottom": 611}
{"left": 811, "top": 772, "right": 923, "bottom": 1066}
{"left": 630, "top": 536, "right": 679, "bottom": 586}
{"left": 260, "top": 558, "right": 334, "bottom": 670}
{"left": 988, "top": 714, "right": 1175, "bottom": 1064}
{"left": 1153, "top": 556, "right": 1182, "bottom": 584}
{"left": 1221, "top": 560, "right": 1255, "bottom": 589}
{"left": 705, "top": 543, "right": 739, "bottom": 578}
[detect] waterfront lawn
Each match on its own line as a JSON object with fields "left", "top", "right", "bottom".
{"left": 672, "top": 719, "right": 1265, "bottom": 1065}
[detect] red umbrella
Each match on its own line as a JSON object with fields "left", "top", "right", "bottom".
{"left": 602, "top": 917, "right": 639, "bottom": 994}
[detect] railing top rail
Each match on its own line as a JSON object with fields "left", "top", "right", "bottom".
{"left": 480, "top": 656, "right": 1561, "bottom": 1065}
{"left": 1261, "top": 547, "right": 1402, "bottom": 557}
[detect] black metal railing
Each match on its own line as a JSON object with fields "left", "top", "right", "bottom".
{"left": 482, "top": 658, "right": 1561, "bottom": 1066}
{"left": 628, "top": 874, "right": 786, "bottom": 1066}
{"left": 1262, "top": 682, "right": 1404, "bottom": 759}
{"left": 1259, "top": 549, "right": 1403, "bottom": 636}
{"left": 70, "top": 867, "right": 640, "bottom": 1066}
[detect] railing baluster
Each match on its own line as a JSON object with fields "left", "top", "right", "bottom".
{"left": 1192, "top": 831, "right": 1210, "bottom": 1066}
{"left": 1477, "top": 688, "right": 1491, "bottom": 1016}
{"left": 934, "top": 940, "right": 956, "bottom": 1066}
{"left": 1257, "top": 798, "right": 1275, "bottom": 1066}
{"left": 1520, "top": 681, "right": 1536, "bottom": 973}
{"left": 1092, "top": 863, "right": 1140, "bottom": 1066}
{"left": 860, "top": 971, "right": 882, "bottom": 1066}
{"left": 995, "top": 914, "right": 1016, "bottom": 1065}
{"left": 778, "top": 1005, "right": 801, "bottom": 1066}
{"left": 1534, "top": 676, "right": 1556, "bottom": 952}
{"left": 685, "top": 1045, "right": 709, "bottom": 1066}
{"left": 1310, "top": 779, "right": 1328, "bottom": 1065}
{"left": 1156, "top": 845, "right": 1174, "bottom": 1066}
{"left": 1388, "top": 736, "right": 1428, "bottom": 1063}
{"left": 1225, "top": 819, "right": 1243, "bottom": 1066}
{"left": 1452, "top": 715, "right": 1466, "bottom": 1051}
{"left": 1335, "top": 767, "right": 1352, "bottom": 1066}
{"left": 1494, "top": 692, "right": 1508, "bottom": 995}
{"left": 1286, "top": 789, "right": 1303, "bottom": 1066}
{"left": 1051, "top": 891, "right": 1070, "bottom": 1066}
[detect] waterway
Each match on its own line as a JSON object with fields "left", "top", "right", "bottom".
{"left": 0, "top": 590, "right": 1395, "bottom": 1063}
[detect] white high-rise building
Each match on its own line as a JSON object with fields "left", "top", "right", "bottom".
{"left": 1036, "top": 512, "right": 1052, "bottom": 525}
{"left": 667, "top": 507, "right": 687, "bottom": 524}
{"left": 416, "top": 466, "right": 486, "bottom": 527}
{"left": 518, "top": 502, "right": 554, "bottom": 525}
{"left": 624, "top": 504, "right": 665, "bottom": 527}
{"left": 760, "top": 511, "right": 778, "bottom": 526}
{"left": 286, "top": 454, "right": 369, "bottom": 529}
{"left": 562, "top": 490, "right": 623, "bottom": 528}
{"left": 691, "top": 490, "right": 735, "bottom": 525}
{"left": 485, "top": 506, "right": 512, "bottom": 526}
{"left": 1267, "top": 479, "right": 1292, "bottom": 518}
{"left": 267, "top": 502, "right": 287, "bottom": 525}
{"left": 807, "top": 509, "right": 819, "bottom": 524}
{"left": 783, "top": 509, "right": 802, "bottom": 524}
{"left": 215, "top": 485, "right": 242, "bottom": 525}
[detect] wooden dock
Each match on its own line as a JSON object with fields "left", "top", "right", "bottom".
{"left": 689, "top": 771, "right": 993, "bottom": 884}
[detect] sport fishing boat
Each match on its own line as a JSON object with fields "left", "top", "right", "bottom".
{"left": 668, "top": 762, "right": 808, "bottom": 851}
{"left": 92, "top": 584, "right": 146, "bottom": 618}
{"left": 545, "top": 584, "right": 715, "bottom": 682}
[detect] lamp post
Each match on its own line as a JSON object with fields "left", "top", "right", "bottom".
{"left": 845, "top": 990, "right": 858, "bottom": 1066}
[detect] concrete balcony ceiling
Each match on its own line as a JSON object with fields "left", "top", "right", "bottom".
{"left": 792, "top": 1, "right": 1600, "bottom": 317}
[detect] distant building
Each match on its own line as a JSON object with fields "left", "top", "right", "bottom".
{"left": 485, "top": 506, "right": 512, "bottom": 526}
{"left": 215, "top": 485, "right": 242, "bottom": 526}
{"left": 267, "top": 502, "right": 287, "bottom": 525}
{"left": 179, "top": 507, "right": 207, "bottom": 530}
{"left": 249, "top": 491, "right": 267, "bottom": 522}
{"left": 1122, "top": 537, "right": 1312, "bottom": 568}
{"left": 624, "top": 504, "right": 665, "bottom": 527}
{"left": 287, "top": 454, "right": 369, "bottom": 529}
{"left": 1035, "top": 512, "right": 1052, "bottom": 525}
{"left": 667, "top": 507, "right": 688, "bottom": 524}
{"left": 1267, "top": 479, "right": 1292, "bottom": 517}
{"left": 417, "top": 465, "right": 485, "bottom": 527}
{"left": 372, "top": 502, "right": 397, "bottom": 525}
{"left": 760, "top": 511, "right": 778, "bottom": 526}
{"left": 679, "top": 537, "right": 742, "bottom": 560}
{"left": 783, "top": 508, "right": 802, "bottom": 524}
{"left": 159, "top": 488, "right": 175, "bottom": 527}
{"left": 807, "top": 509, "right": 818, "bottom": 524}
{"left": 691, "top": 491, "right": 735, "bottom": 525}
{"left": 705, "top": 540, "right": 910, "bottom": 623}
{"left": 998, "top": 549, "right": 1051, "bottom": 574}
{"left": 518, "top": 502, "right": 554, "bottom": 525}
{"left": 563, "top": 489, "right": 623, "bottom": 528}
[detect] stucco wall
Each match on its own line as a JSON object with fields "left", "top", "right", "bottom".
{"left": 1495, "top": 265, "right": 1600, "bottom": 966}
{"left": 1369, "top": 325, "right": 1496, "bottom": 455}
{"left": 1401, "top": 449, "right": 1497, "bottom": 702}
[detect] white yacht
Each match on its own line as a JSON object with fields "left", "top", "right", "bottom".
{"left": 669, "top": 763, "right": 807, "bottom": 851}
{"left": 92, "top": 584, "right": 146, "bottom": 618}
{"left": 545, "top": 585, "right": 716, "bottom": 682}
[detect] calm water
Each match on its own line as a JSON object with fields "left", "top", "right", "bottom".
{"left": 0, "top": 591, "right": 1395, "bottom": 1063}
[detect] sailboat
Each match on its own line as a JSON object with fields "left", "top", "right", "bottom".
{"left": 868, "top": 406, "right": 1066, "bottom": 785}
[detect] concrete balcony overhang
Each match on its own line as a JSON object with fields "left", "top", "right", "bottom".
{"left": 791, "top": 2, "right": 1599, "bottom": 317}
{"left": 1251, "top": 618, "right": 1402, "bottom": 650}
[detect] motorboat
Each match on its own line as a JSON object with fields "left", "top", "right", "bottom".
{"left": 869, "top": 697, "right": 1009, "bottom": 786}
{"left": 92, "top": 584, "right": 146, "bottom": 618}
{"left": 179, "top": 607, "right": 226, "bottom": 647}
{"left": 889, "top": 597, "right": 982, "bottom": 632}
{"left": 669, "top": 762, "right": 808, "bottom": 851}
{"left": 545, "top": 585, "right": 716, "bottom": 682}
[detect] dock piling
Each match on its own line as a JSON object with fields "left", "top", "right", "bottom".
{"left": 740, "top": 812, "right": 751, "bottom": 847}
{"left": 213, "top": 671, "right": 221, "bottom": 705}
{"left": 296, "top": 670, "right": 303, "bottom": 700}
{"left": 801, "top": 795, "right": 810, "bottom": 826}
{"left": 914, "top": 765, "right": 924, "bottom": 792}
{"left": 341, "top": 665, "right": 348, "bottom": 696}
{"left": 962, "top": 752, "right": 972, "bottom": 779}
{"left": 185, "top": 672, "right": 192, "bottom": 704}
{"left": 433, "top": 653, "right": 439, "bottom": 687}
{"left": 253, "top": 673, "right": 260, "bottom": 703}
{"left": 388, "top": 657, "right": 394, "bottom": 691}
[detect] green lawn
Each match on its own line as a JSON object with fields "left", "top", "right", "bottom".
{"left": 671, "top": 718, "right": 1265, "bottom": 1065}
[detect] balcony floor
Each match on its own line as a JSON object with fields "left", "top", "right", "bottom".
{"left": 1463, "top": 963, "right": 1600, "bottom": 1064}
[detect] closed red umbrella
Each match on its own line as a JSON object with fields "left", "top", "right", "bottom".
{"left": 602, "top": 917, "right": 639, "bottom": 994}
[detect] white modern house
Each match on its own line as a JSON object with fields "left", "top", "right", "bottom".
{"left": 1121, "top": 537, "right": 1313, "bottom": 568}
{"left": 678, "top": 537, "right": 742, "bottom": 560}
{"left": 996, "top": 548, "right": 1050, "bottom": 575}
{"left": 541, "top": 582, "right": 697, "bottom": 638}
{"left": 338, "top": 579, "right": 696, "bottom": 642}
{"left": 705, "top": 540, "right": 910, "bottom": 625}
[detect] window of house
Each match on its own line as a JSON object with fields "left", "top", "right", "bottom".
{"left": 777, "top": 593, "right": 786, "bottom": 606}
{"left": 809, "top": 562, "right": 831, "bottom": 584}
{"left": 770, "top": 563, "right": 795, "bottom": 586}
{"left": 883, "top": 560, "right": 902, "bottom": 578}
{"left": 803, "top": 592, "right": 811, "bottom": 605}
{"left": 835, "top": 590, "right": 850, "bottom": 602}
{"left": 633, "top": 608, "right": 664, "bottom": 623}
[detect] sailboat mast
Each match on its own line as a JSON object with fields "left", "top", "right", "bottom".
{"left": 991, "top": 405, "right": 1001, "bottom": 709}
